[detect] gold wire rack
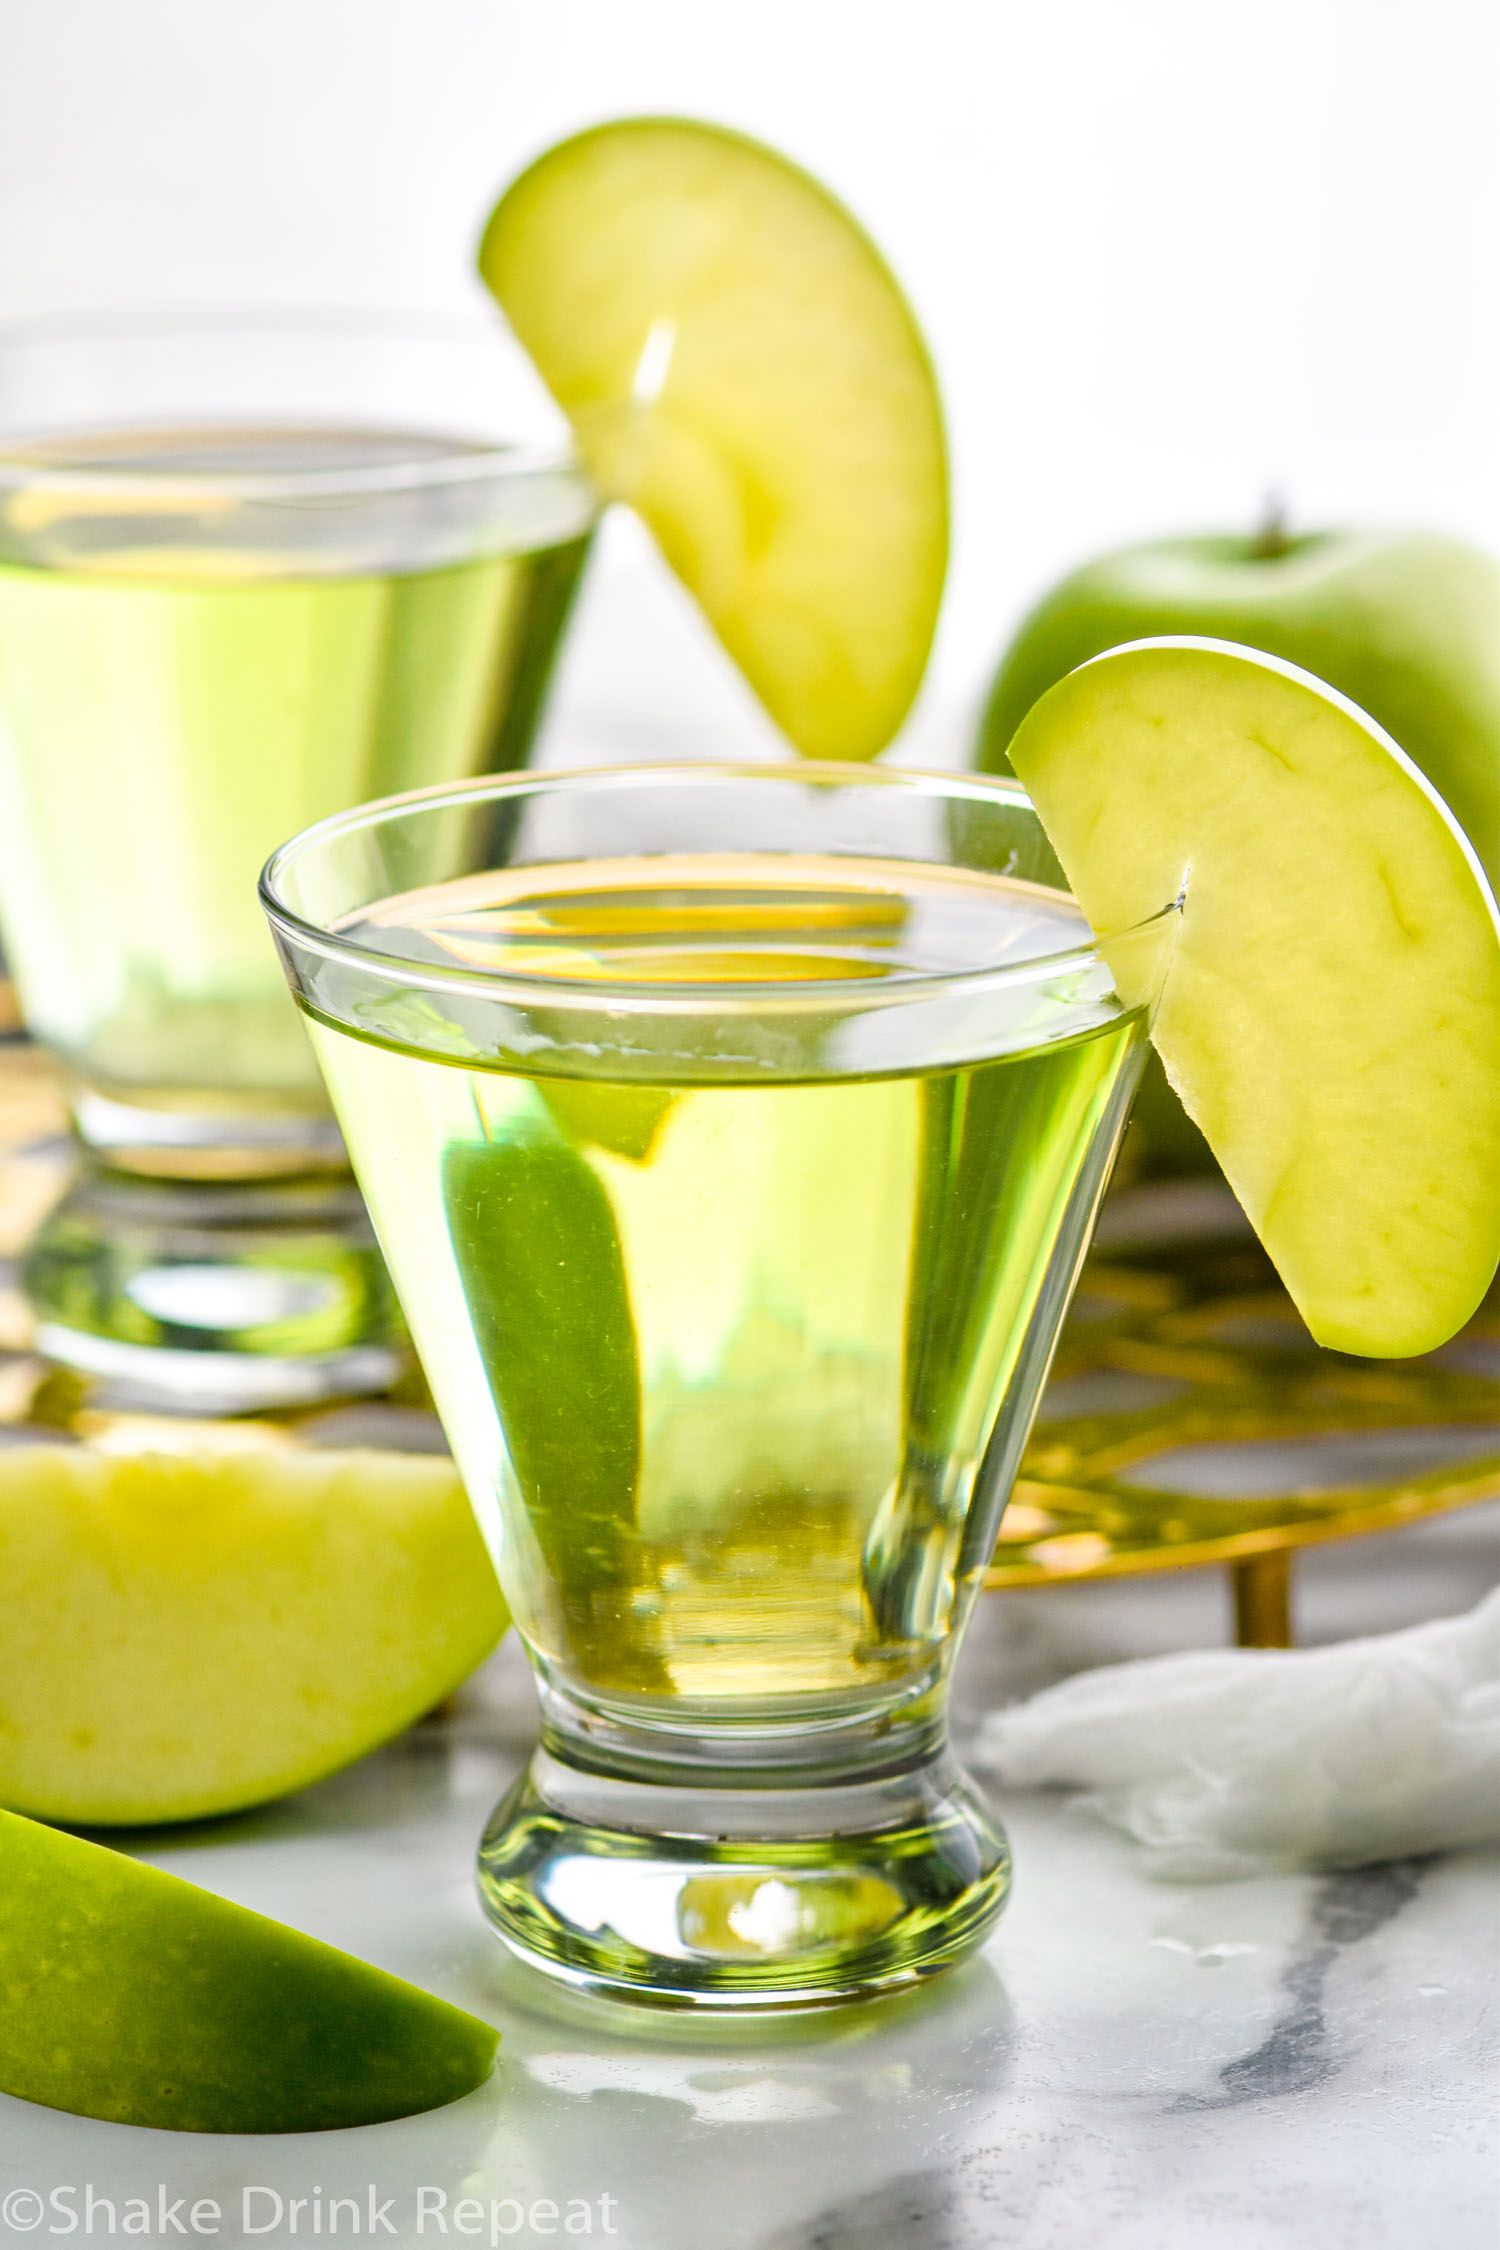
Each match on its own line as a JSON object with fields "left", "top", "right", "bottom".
{"left": 986, "top": 1180, "right": 1500, "bottom": 1642}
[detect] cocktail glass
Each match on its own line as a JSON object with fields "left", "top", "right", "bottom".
{"left": 0, "top": 311, "right": 594, "bottom": 1409}
{"left": 262, "top": 762, "right": 1176, "bottom": 2006}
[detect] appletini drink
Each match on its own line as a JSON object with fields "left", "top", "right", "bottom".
{"left": 0, "top": 314, "right": 593, "bottom": 1408}
{"left": 0, "top": 315, "right": 591, "bottom": 1169}
{"left": 266, "top": 647, "right": 1500, "bottom": 2009}
{"left": 262, "top": 762, "right": 1177, "bottom": 2004}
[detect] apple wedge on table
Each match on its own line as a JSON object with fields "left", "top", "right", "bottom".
{"left": 0, "top": 1809, "right": 497, "bottom": 2132}
{"left": 0, "top": 1444, "right": 507, "bottom": 1826}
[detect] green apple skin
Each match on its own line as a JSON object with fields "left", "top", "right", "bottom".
{"left": 979, "top": 531, "right": 1500, "bottom": 889}
{"left": 0, "top": 1808, "right": 498, "bottom": 2131}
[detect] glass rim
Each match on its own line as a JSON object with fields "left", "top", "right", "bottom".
{"left": 0, "top": 305, "right": 581, "bottom": 498}
{"left": 260, "top": 760, "right": 1180, "bottom": 1018}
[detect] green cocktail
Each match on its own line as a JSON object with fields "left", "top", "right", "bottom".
{"left": 264, "top": 763, "right": 1175, "bottom": 2006}
{"left": 0, "top": 316, "right": 593, "bottom": 1405}
{"left": 0, "top": 431, "right": 587, "bottom": 1146}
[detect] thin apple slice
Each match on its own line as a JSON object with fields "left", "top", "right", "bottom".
{"left": 1007, "top": 638, "right": 1500, "bottom": 1356}
{"left": 0, "top": 1808, "right": 497, "bottom": 2131}
{"left": 479, "top": 118, "right": 946, "bottom": 761}
{"left": 0, "top": 1445, "right": 507, "bottom": 1825}
{"left": 444, "top": 1132, "right": 662, "bottom": 1691}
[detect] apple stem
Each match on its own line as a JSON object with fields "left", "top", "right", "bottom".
{"left": 1251, "top": 492, "right": 1290, "bottom": 560}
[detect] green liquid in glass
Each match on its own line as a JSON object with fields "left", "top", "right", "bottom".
{"left": 0, "top": 425, "right": 591, "bottom": 1122}
{"left": 307, "top": 856, "right": 1144, "bottom": 1712}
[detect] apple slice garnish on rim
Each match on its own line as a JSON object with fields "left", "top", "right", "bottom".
{"left": 1007, "top": 637, "right": 1500, "bottom": 1358}
{"left": 479, "top": 117, "right": 947, "bottom": 762}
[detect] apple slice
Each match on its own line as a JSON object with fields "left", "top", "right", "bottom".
{"left": 0, "top": 1807, "right": 497, "bottom": 2130}
{"left": 479, "top": 118, "right": 946, "bottom": 761}
{"left": 1007, "top": 638, "right": 1500, "bottom": 1356}
{"left": 444, "top": 1133, "right": 648, "bottom": 1676}
{"left": 0, "top": 1444, "right": 507, "bottom": 1825}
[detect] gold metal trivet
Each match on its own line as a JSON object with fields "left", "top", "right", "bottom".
{"left": 989, "top": 1181, "right": 1500, "bottom": 1645}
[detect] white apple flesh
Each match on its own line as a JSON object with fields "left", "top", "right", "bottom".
{"left": 479, "top": 119, "right": 947, "bottom": 762}
{"left": 0, "top": 1445, "right": 508, "bottom": 1825}
{"left": 1008, "top": 639, "right": 1500, "bottom": 1357}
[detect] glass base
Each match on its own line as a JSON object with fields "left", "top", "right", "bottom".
{"left": 477, "top": 1712, "right": 1010, "bottom": 2011}
{"left": 24, "top": 1161, "right": 407, "bottom": 1415}
{"left": 72, "top": 1086, "right": 347, "bottom": 1180}
{"left": 31, "top": 1324, "right": 404, "bottom": 1416}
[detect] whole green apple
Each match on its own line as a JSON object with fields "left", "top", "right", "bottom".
{"left": 978, "top": 528, "right": 1500, "bottom": 889}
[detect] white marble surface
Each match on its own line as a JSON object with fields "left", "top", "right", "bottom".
{"left": 1, "top": 1506, "right": 1495, "bottom": 2250}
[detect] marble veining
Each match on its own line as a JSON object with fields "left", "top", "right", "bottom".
{"left": 1189, "top": 1860, "right": 1427, "bottom": 2107}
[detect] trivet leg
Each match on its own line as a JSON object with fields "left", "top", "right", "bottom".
{"left": 1232, "top": 1550, "right": 1293, "bottom": 1647}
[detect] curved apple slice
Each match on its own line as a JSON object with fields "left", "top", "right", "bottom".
{"left": 0, "top": 1808, "right": 497, "bottom": 2130}
{"left": 479, "top": 118, "right": 947, "bottom": 761}
{"left": 1007, "top": 638, "right": 1500, "bottom": 1356}
{"left": 0, "top": 1445, "right": 508, "bottom": 1825}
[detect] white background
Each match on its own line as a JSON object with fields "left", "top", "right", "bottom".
{"left": 0, "top": 0, "right": 1494, "bottom": 760}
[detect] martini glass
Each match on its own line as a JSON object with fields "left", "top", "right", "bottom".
{"left": 262, "top": 762, "right": 1176, "bottom": 2005}
{"left": 0, "top": 312, "right": 594, "bottom": 1409}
